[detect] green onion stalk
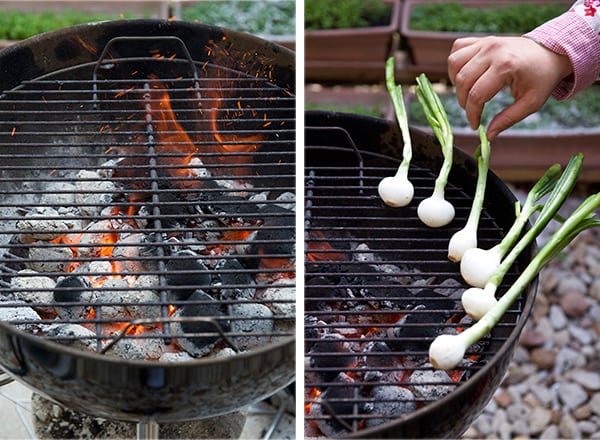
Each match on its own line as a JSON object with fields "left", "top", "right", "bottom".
{"left": 430, "top": 198, "right": 599, "bottom": 371}
{"left": 460, "top": 162, "right": 562, "bottom": 287}
{"left": 461, "top": 153, "right": 583, "bottom": 320}
{"left": 448, "top": 126, "right": 491, "bottom": 262}
{"left": 415, "top": 73, "right": 455, "bottom": 228}
{"left": 377, "top": 57, "right": 414, "bottom": 208}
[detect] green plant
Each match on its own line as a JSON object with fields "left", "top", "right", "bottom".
{"left": 409, "top": 2, "right": 568, "bottom": 34}
{"left": 305, "top": 0, "right": 391, "bottom": 31}
{"left": 182, "top": 0, "right": 295, "bottom": 36}
{"left": 408, "top": 86, "right": 600, "bottom": 131}
{"left": 0, "top": 10, "right": 139, "bottom": 40}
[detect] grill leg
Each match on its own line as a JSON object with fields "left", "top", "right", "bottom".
{"left": 137, "top": 418, "right": 160, "bottom": 440}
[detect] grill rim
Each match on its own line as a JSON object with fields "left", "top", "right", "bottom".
{"left": 304, "top": 110, "right": 538, "bottom": 438}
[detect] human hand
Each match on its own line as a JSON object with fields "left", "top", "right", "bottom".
{"left": 447, "top": 36, "right": 573, "bottom": 140}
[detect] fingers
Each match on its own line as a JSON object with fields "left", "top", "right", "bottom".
{"left": 462, "top": 68, "right": 509, "bottom": 130}
{"left": 486, "top": 94, "right": 544, "bottom": 140}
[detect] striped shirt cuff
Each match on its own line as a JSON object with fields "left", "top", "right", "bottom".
{"left": 525, "top": 11, "right": 600, "bottom": 100}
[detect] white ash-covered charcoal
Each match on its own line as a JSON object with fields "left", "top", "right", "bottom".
{"left": 93, "top": 277, "right": 130, "bottom": 319}
{"left": 171, "top": 290, "right": 231, "bottom": 357}
{"left": 10, "top": 269, "right": 55, "bottom": 314}
{"left": 159, "top": 350, "right": 195, "bottom": 362}
{"left": 257, "top": 278, "right": 295, "bottom": 317}
{"left": 309, "top": 372, "right": 362, "bottom": 438}
{"left": 45, "top": 323, "right": 98, "bottom": 352}
{"left": 105, "top": 327, "right": 166, "bottom": 360}
{"left": 364, "top": 385, "right": 417, "bottom": 429}
{"left": 407, "top": 366, "right": 455, "bottom": 400}
{"left": 214, "top": 258, "right": 255, "bottom": 300}
{"left": 16, "top": 207, "right": 78, "bottom": 241}
{"left": 76, "top": 219, "right": 131, "bottom": 259}
{"left": 122, "top": 288, "right": 162, "bottom": 320}
{"left": 96, "top": 158, "right": 119, "bottom": 179}
{"left": 79, "top": 260, "right": 112, "bottom": 285}
{"left": 27, "top": 242, "right": 74, "bottom": 273}
{"left": 187, "top": 156, "right": 210, "bottom": 179}
{"left": 0, "top": 301, "right": 44, "bottom": 333}
{"left": 275, "top": 191, "right": 296, "bottom": 211}
{"left": 165, "top": 251, "right": 211, "bottom": 301}
{"left": 74, "top": 169, "right": 118, "bottom": 216}
{"left": 39, "top": 182, "right": 78, "bottom": 207}
{"left": 112, "top": 233, "right": 152, "bottom": 273}
{"left": 53, "top": 275, "right": 94, "bottom": 321}
{"left": 230, "top": 300, "right": 273, "bottom": 351}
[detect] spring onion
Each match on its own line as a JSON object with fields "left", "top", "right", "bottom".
{"left": 430, "top": 189, "right": 600, "bottom": 370}
{"left": 378, "top": 57, "right": 414, "bottom": 208}
{"left": 448, "top": 126, "right": 490, "bottom": 262}
{"left": 415, "top": 73, "right": 455, "bottom": 228}
{"left": 460, "top": 162, "right": 562, "bottom": 287}
{"left": 461, "top": 153, "right": 583, "bottom": 319}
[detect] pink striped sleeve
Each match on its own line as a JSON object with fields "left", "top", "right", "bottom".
{"left": 524, "top": 6, "right": 600, "bottom": 100}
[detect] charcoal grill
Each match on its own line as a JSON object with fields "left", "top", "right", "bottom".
{"left": 304, "top": 111, "right": 537, "bottom": 438}
{"left": 0, "top": 19, "right": 295, "bottom": 429}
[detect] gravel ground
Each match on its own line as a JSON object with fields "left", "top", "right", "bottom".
{"left": 463, "top": 191, "right": 600, "bottom": 439}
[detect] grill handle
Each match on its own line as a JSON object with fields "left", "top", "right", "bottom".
{"left": 92, "top": 35, "right": 201, "bottom": 106}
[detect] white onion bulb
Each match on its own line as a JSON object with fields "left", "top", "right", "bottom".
{"left": 378, "top": 175, "right": 414, "bottom": 207}
{"left": 461, "top": 285, "right": 498, "bottom": 320}
{"left": 460, "top": 247, "right": 501, "bottom": 288}
{"left": 428, "top": 333, "right": 468, "bottom": 370}
{"left": 417, "top": 195, "right": 455, "bottom": 228}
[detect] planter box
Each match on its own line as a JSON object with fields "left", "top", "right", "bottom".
{"left": 401, "top": 0, "right": 571, "bottom": 77}
{"left": 305, "top": 0, "right": 402, "bottom": 83}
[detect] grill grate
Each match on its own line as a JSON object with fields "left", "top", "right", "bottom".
{"left": 0, "top": 35, "right": 295, "bottom": 361}
{"left": 304, "top": 119, "right": 532, "bottom": 438}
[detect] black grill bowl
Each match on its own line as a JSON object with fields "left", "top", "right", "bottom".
{"left": 304, "top": 111, "right": 537, "bottom": 438}
{"left": 0, "top": 19, "right": 295, "bottom": 422}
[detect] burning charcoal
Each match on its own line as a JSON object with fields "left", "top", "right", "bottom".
{"left": 258, "top": 279, "right": 295, "bottom": 331}
{"left": 214, "top": 258, "right": 255, "bottom": 300}
{"left": 45, "top": 323, "right": 97, "bottom": 352}
{"left": 230, "top": 300, "right": 273, "bottom": 350}
{"left": 10, "top": 269, "right": 55, "bottom": 314}
{"left": 245, "top": 204, "right": 294, "bottom": 268}
{"left": 93, "top": 278, "right": 130, "bottom": 319}
{"left": 364, "top": 385, "right": 417, "bottom": 429}
{"left": 123, "top": 289, "right": 162, "bottom": 320}
{"left": 166, "top": 251, "right": 211, "bottom": 301}
{"left": 305, "top": 275, "right": 343, "bottom": 313}
{"left": 155, "top": 191, "right": 197, "bottom": 227}
{"left": 308, "top": 333, "right": 356, "bottom": 383}
{"left": 112, "top": 233, "right": 153, "bottom": 273}
{"left": 363, "top": 341, "right": 396, "bottom": 369}
{"left": 309, "top": 372, "right": 363, "bottom": 438}
{"left": 385, "top": 289, "right": 459, "bottom": 355}
{"left": 27, "top": 242, "right": 73, "bottom": 273}
{"left": 77, "top": 220, "right": 132, "bottom": 259}
{"left": 105, "top": 327, "right": 167, "bottom": 361}
{"left": 16, "top": 206, "right": 78, "bottom": 241}
{"left": 53, "top": 276, "right": 93, "bottom": 320}
{"left": 172, "top": 290, "right": 231, "bottom": 357}
{"left": 74, "top": 169, "right": 118, "bottom": 216}
{"left": 204, "top": 194, "right": 260, "bottom": 222}
{"left": 407, "top": 366, "right": 455, "bottom": 400}
{"left": 0, "top": 301, "right": 44, "bottom": 332}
